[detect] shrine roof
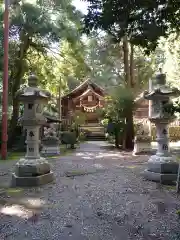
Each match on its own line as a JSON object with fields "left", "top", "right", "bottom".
{"left": 62, "top": 79, "right": 105, "bottom": 99}
{"left": 75, "top": 87, "right": 104, "bottom": 99}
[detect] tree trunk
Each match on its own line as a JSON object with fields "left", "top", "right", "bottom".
{"left": 125, "top": 109, "right": 134, "bottom": 150}
{"left": 115, "top": 130, "right": 120, "bottom": 148}
{"left": 130, "top": 44, "right": 135, "bottom": 87}
{"left": 8, "top": 98, "right": 19, "bottom": 147}
{"left": 122, "top": 38, "right": 134, "bottom": 150}
{"left": 123, "top": 36, "right": 130, "bottom": 87}
{"left": 125, "top": 43, "right": 135, "bottom": 150}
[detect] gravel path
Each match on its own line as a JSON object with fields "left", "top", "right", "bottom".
{"left": 0, "top": 141, "right": 180, "bottom": 240}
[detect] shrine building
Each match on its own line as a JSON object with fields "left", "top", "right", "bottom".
{"left": 61, "top": 79, "right": 105, "bottom": 124}
{"left": 60, "top": 79, "right": 150, "bottom": 126}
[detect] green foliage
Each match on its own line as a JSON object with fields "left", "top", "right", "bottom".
{"left": 151, "top": 126, "right": 180, "bottom": 142}
{"left": 100, "top": 118, "right": 109, "bottom": 127}
{"left": 83, "top": 35, "right": 156, "bottom": 91}
{"left": 78, "top": 131, "right": 86, "bottom": 141}
{"left": 8, "top": 0, "right": 82, "bottom": 82}
{"left": 83, "top": 0, "right": 180, "bottom": 53}
{"left": 1, "top": 0, "right": 85, "bottom": 145}
{"left": 176, "top": 209, "right": 180, "bottom": 217}
{"left": 72, "top": 110, "right": 87, "bottom": 126}
{"left": 58, "top": 40, "right": 90, "bottom": 91}
{"left": 25, "top": 52, "right": 68, "bottom": 95}
{"left": 163, "top": 100, "right": 180, "bottom": 119}
{"left": 104, "top": 87, "right": 135, "bottom": 123}
{"left": 102, "top": 87, "right": 135, "bottom": 148}
{"left": 61, "top": 131, "right": 77, "bottom": 145}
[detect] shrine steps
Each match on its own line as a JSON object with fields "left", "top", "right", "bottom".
{"left": 86, "top": 134, "right": 106, "bottom": 141}
{"left": 80, "top": 124, "right": 106, "bottom": 141}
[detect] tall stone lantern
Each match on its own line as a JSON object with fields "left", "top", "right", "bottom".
{"left": 143, "top": 71, "right": 180, "bottom": 184}
{"left": 11, "top": 74, "right": 54, "bottom": 187}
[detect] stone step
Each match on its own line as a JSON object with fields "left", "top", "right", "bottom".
{"left": 81, "top": 127, "right": 105, "bottom": 132}
{"left": 86, "top": 135, "right": 106, "bottom": 141}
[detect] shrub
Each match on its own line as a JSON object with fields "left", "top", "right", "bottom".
{"left": 61, "top": 131, "right": 77, "bottom": 145}
{"left": 101, "top": 118, "right": 109, "bottom": 128}
{"left": 78, "top": 131, "right": 86, "bottom": 141}
{"left": 151, "top": 126, "right": 180, "bottom": 142}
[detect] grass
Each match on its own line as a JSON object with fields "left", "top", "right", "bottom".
{"left": 0, "top": 152, "right": 25, "bottom": 161}
{"left": 0, "top": 144, "right": 78, "bottom": 162}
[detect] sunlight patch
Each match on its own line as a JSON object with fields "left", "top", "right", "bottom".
{"left": 0, "top": 204, "right": 34, "bottom": 219}
{"left": 95, "top": 152, "right": 121, "bottom": 158}
{"left": 82, "top": 156, "right": 92, "bottom": 159}
{"left": 93, "top": 163, "right": 104, "bottom": 169}
{"left": 25, "top": 198, "right": 45, "bottom": 208}
{"left": 76, "top": 152, "right": 93, "bottom": 156}
{"left": 127, "top": 165, "right": 137, "bottom": 169}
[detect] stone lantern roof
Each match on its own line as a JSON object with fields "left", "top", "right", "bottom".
{"left": 16, "top": 74, "right": 51, "bottom": 100}
{"left": 144, "top": 73, "right": 180, "bottom": 100}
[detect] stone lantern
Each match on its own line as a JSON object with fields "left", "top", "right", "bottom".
{"left": 143, "top": 71, "right": 180, "bottom": 184}
{"left": 11, "top": 74, "right": 54, "bottom": 187}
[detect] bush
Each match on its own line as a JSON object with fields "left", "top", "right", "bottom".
{"left": 61, "top": 131, "right": 77, "bottom": 145}
{"left": 78, "top": 131, "right": 86, "bottom": 141}
{"left": 101, "top": 118, "right": 109, "bottom": 128}
{"left": 151, "top": 126, "right": 180, "bottom": 142}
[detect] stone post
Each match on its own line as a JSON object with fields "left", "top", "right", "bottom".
{"left": 156, "top": 122, "right": 169, "bottom": 157}
{"left": 11, "top": 74, "right": 54, "bottom": 187}
{"left": 26, "top": 126, "right": 41, "bottom": 159}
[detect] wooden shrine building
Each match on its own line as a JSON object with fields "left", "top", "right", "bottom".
{"left": 61, "top": 80, "right": 105, "bottom": 124}
{"left": 59, "top": 79, "right": 152, "bottom": 127}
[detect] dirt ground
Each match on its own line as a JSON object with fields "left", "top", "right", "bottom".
{"left": 0, "top": 141, "right": 180, "bottom": 240}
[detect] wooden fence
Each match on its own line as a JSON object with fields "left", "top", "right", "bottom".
{"left": 134, "top": 118, "right": 180, "bottom": 127}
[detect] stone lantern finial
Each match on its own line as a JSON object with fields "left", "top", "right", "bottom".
{"left": 28, "top": 73, "right": 38, "bottom": 87}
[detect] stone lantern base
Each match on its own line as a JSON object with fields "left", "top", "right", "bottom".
{"left": 11, "top": 158, "right": 54, "bottom": 187}
{"left": 143, "top": 155, "right": 179, "bottom": 184}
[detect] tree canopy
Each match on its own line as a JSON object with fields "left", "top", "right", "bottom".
{"left": 1, "top": 0, "right": 84, "bottom": 145}
{"left": 83, "top": 0, "right": 180, "bottom": 53}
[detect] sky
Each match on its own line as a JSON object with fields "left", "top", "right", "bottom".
{"left": 72, "top": 0, "right": 88, "bottom": 14}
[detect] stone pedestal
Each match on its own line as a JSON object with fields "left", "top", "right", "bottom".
{"left": 144, "top": 155, "right": 178, "bottom": 183}
{"left": 12, "top": 158, "right": 54, "bottom": 187}
{"left": 133, "top": 120, "right": 151, "bottom": 155}
{"left": 11, "top": 74, "right": 54, "bottom": 187}
{"left": 143, "top": 121, "right": 178, "bottom": 184}
{"left": 133, "top": 137, "right": 151, "bottom": 155}
{"left": 41, "top": 125, "right": 60, "bottom": 156}
{"left": 41, "top": 138, "right": 60, "bottom": 156}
